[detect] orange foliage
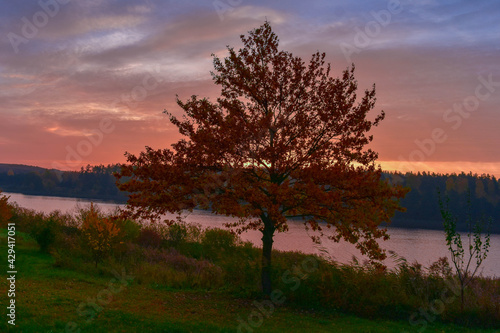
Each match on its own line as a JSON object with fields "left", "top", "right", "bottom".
{"left": 81, "top": 203, "right": 121, "bottom": 264}
{"left": 0, "top": 190, "right": 12, "bottom": 227}
{"left": 116, "top": 22, "right": 408, "bottom": 293}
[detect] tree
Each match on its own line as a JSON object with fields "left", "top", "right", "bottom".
{"left": 80, "top": 203, "right": 122, "bottom": 267}
{"left": 116, "top": 22, "right": 407, "bottom": 295}
{"left": 438, "top": 190, "right": 491, "bottom": 311}
{"left": 0, "top": 190, "right": 12, "bottom": 227}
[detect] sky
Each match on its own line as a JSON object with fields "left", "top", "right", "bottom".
{"left": 0, "top": 0, "right": 499, "bottom": 177}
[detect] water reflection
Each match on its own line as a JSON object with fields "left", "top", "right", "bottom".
{"left": 5, "top": 192, "right": 499, "bottom": 277}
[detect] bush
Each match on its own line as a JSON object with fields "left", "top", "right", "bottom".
{"left": 5, "top": 205, "right": 76, "bottom": 252}
{"left": 117, "top": 218, "right": 141, "bottom": 242}
{"left": 24, "top": 212, "right": 58, "bottom": 253}
{"left": 0, "top": 190, "right": 12, "bottom": 227}
{"left": 164, "top": 221, "right": 188, "bottom": 247}
{"left": 201, "top": 228, "right": 238, "bottom": 259}
{"left": 79, "top": 203, "right": 123, "bottom": 266}
{"left": 185, "top": 223, "right": 203, "bottom": 243}
{"left": 35, "top": 221, "right": 57, "bottom": 253}
{"left": 138, "top": 227, "right": 162, "bottom": 248}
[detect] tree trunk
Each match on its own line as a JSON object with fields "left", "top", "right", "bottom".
{"left": 261, "top": 219, "right": 274, "bottom": 296}
{"left": 460, "top": 283, "right": 465, "bottom": 312}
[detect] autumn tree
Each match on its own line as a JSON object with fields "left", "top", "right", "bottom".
{"left": 80, "top": 203, "right": 122, "bottom": 266}
{"left": 0, "top": 190, "right": 12, "bottom": 227}
{"left": 116, "top": 22, "right": 407, "bottom": 294}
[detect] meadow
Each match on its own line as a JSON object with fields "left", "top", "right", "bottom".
{"left": 0, "top": 203, "right": 498, "bottom": 332}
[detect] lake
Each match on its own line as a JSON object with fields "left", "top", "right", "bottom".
{"left": 5, "top": 192, "right": 500, "bottom": 277}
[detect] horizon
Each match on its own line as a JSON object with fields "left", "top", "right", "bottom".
{"left": 1, "top": 1, "right": 499, "bottom": 178}
{"left": 1, "top": 162, "right": 499, "bottom": 180}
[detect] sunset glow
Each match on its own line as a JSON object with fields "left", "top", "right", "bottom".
{"left": 1, "top": 0, "right": 499, "bottom": 177}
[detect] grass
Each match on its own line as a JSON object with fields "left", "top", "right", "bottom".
{"left": 1, "top": 229, "right": 498, "bottom": 333}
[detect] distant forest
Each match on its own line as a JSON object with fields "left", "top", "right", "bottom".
{"left": 381, "top": 172, "right": 499, "bottom": 233}
{"left": 0, "top": 163, "right": 498, "bottom": 233}
{"left": 0, "top": 164, "right": 127, "bottom": 203}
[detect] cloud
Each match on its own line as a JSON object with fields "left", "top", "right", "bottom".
{"left": 0, "top": 0, "right": 499, "bottom": 176}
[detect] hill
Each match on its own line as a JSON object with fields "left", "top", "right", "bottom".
{"left": 0, "top": 163, "right": 50, "bottom": 175}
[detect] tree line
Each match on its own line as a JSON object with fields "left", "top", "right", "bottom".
{"left": 0, "top": 163, "right": 127, "bottom": 202}
{"left": 384, "top": 171, "right": 499, "bottom": 233}
{"left": 0, "top": 164, "right": 497, "bottom": 233}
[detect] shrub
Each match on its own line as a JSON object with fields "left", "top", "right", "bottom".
{"left": 438, "top": 190, "right": 492, "bottom": 312}
{"left": 118, "top": 219, "right": 142, "bottom": 242}
{"left": 16, "top": 209, "right": 76, "bottom": 254}
{"left": 80, "top": 203, "right": 123, "bottom": 266}
{"left": 49, "top": 210, "right": 80, "bottom": 239}
{"left": 138, "top": 227, "right": 163, "bottom": 248}
{"left": 185, "top": 223, "right": 203, "bottom": 243}
{"left": 428, "top": 256, "right": 452, "bottom": 278}
{"left": 22, "top": 211, "right": 60, "bottom": 253}
{"left": 0, "top": 190, "right": 12, "bottom": 227}
{"left": 201, "top": 227, "right": 238, "bottom": 259}
{"left": 8, "top": 205, "right": 33, "bottom": 234}
{"left": 34, "top": 220, "right": 57, "bottom": 253}
{"left": 164, "top": 221, "right": 188, "bottom": 247}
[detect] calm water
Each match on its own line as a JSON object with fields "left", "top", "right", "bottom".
{"left": 5, "top": 192, "right": 500, "bottom": 277}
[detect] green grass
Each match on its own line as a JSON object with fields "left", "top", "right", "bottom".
{"left": 1, "top": 229, "right": 498, "bottom": 333}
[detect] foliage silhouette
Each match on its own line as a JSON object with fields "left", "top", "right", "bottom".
{"left": 2, "top": 166, "right": 499, "bottom": 234}
{"left": 116, "top": 22, "right": 408, "bottom": 294}
{"left": 0, "top": 190, "right": 12, "bottom": 227}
